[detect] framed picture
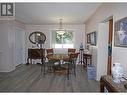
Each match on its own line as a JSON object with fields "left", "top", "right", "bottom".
{"left": 90, "top": 32, "right": 96, "bottom": 45}
{"left": 114, "top": 17, "right": 127, "bottom": 47}
{"left": 87, "top": 34, "right": 90, "bottom": 44}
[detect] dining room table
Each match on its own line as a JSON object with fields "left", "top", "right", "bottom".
{"left": 47, "top": 54, "right": 70, "bottom": 74}
{"left": 48, "top": 54, "right": 69, "bottom": 61}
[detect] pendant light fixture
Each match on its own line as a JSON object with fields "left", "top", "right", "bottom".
{"left": 57, "top": 19, "right": 66, "bottom": 35}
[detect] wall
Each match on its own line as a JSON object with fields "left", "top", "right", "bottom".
{"left": 85, "top": 3, "right": 127, "bottom": 80}
{"left": 15, "top": 20, "right": 25, "bottom": 29}
{"left": 96, "top": 22, "right": 109, "bottom": 80}
{"left": 25, "top": 24, "right": 85, "bottom": 62}
{"left": 0, "top": 20, "right": 15, "bottom": 72}
{"left": 0, "top": 19, "right": 25, "bottom": 72}
{"left": 0, "top": 3, "right": 19, "bottom": 72}
{"left": 15, "top": 20, "right": 26, "bottom": 66}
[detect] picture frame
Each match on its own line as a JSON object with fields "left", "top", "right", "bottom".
{"left": 114, "top": 17, "right": 127, "bottom": 47}
{"left": 87, "top": 34, "right": 90, "bottom": 44}
{"left": 90, "top": 32, "right": 96, "bottom": 46}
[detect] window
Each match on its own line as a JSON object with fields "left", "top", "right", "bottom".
{"left": 52, "top": 30, "right": 74, "bottom": 48}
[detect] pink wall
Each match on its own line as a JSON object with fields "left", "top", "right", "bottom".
{"left": 85, "top": 3, "right": 127, "bottom": 80}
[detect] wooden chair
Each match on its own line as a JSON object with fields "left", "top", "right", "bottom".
{"left": 41, "top": 57, "right": 56, "bottom": 75}
{"left": 68, "top": 48, "right": 76, "bottom": 55}
{"left": 46, "top": 48, "right": 54, "bottom": 55}
{"left": 46, "top": 48, "right": 55, "bottom": 63}
{"left": 43, "top": 48, "right": 58, "bottom": 75}
{"left": 64, "top": 48, "right": 76, "bottom": 63}
{"left": 63, "top": 52, "right": 79, "bottom": 79}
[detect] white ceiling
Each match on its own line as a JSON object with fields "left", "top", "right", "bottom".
{"left": 15, "top": 3, "right": 101, "bottom": 24}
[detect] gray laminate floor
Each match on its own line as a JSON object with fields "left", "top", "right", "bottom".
{"left": 0, "top": 64, "right": 99, "bottom": 92}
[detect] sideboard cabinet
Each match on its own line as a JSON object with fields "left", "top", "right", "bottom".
{"left": 100, "top": 75, "right": 127, "bottom": 92}
{"left": 27, "top": 48, "right": 45, "bottom": 64}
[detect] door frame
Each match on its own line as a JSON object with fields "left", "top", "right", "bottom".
{"left": 107, "top": 18, "right": 113, "bottom": 75}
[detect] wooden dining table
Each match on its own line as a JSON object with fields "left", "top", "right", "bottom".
{"left": 47, "top": 54, "right": 70, "bottom": 74}
{"left": 47, "top": 54, "right": 69, "bottom": 61}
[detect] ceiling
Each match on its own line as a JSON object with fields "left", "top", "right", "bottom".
{"left": 15, "top": 3, "right": 101, "bottom": 24}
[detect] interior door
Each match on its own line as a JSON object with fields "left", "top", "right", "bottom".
{"left": 15, "top": 28, "right": 25, "bottom": 66}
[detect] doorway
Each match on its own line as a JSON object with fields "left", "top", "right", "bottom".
{"left": 95, "top": 17, "right": 113, "bottom": 80}
{"left": 15, "top": 27, "right": 25, "bottom": 67}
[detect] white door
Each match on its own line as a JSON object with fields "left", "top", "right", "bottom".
{"left": 15, "top": 27, "right": 25, "bottom": 66}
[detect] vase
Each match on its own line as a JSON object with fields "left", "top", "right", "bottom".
{"left": 112, "top": 63, "right": 124, "bottom": 83}
{"left": 80, "top": 43, "right": 83, "bottom": 49}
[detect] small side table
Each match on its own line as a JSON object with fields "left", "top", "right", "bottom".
{"left": 83, "top": 53, "right": 92, "bottom": 67}
{"left": 78, "top": 49, "right": 85, "bottom": 65}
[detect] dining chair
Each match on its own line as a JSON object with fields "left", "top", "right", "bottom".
{"left": 64, "top": 48, "right": 76, "bottom": 63}
{"left": 63, "top": 52, "right": 79, "bottom": 79}
{"left": 68, "top": 48, "right": 76, "bottom": 55}
{"left": 41, "top": 57, "right": 56, "bottom": 75}
{"left": 42, "top": 49, "right": 58, "bottom": 75}
{"left": 46, "top": 48, "right": 59, "bottom": 60}
{"left": 46, "top": 48, "right": 54, "bottom": 55}
{"left": 46, "top": 48, "right": 56, "bottom": 69}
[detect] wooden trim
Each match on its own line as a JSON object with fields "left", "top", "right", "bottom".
{"left": 108, "top": 19, "right": 113, "bottom": 43}
{"left": 107, "top": 19, "right": 113, "bottom": 75}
